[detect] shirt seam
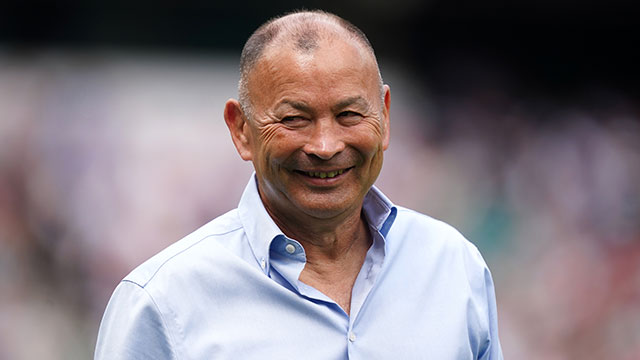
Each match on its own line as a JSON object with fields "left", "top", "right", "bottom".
{"left": 121, "top": 279, "right": 181, "bottom": 360}
{"left": 139, "top": 226, "right": 245, "bottom": 287}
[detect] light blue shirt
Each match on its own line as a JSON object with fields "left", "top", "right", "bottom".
{"left": 95, "top": 175, "right": 502, "bottom": 359}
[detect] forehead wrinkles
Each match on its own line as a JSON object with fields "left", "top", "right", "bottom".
{"left": 247, "top": 54, "right": 304, "bottom": 108}
{"left": 248, "top": 38, "right": 378, "bottom": 109}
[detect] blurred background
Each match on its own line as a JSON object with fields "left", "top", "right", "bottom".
{"left": 1, "top": 1, "right": 639, "bottom": 359}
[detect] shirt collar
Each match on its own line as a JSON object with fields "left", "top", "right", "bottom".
{"left": 362, "top": 184, "right": 398, "bottom": 238}
{"left": 237, "top": 173, "right": 397, "bottom": 274}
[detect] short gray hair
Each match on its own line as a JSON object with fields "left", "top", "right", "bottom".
{"left": 237, "top": 10, "right": 384, "bottom": 119}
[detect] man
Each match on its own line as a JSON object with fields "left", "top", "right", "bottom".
{"left": 95, "top": 10, "right": 503, "bottom": 359}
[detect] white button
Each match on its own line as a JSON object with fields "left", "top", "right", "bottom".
{"left": 348, "top": 332, "right": 356, "bottom": 342}
{"left": 260, "top": 258, "right": 266, "bottom": 269}
{"left": 285, "top": 243, "right": 296, "bottom": 254}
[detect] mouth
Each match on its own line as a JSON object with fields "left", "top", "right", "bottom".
{"left": 295, "top": 167, "right": 353, "bottom": 179}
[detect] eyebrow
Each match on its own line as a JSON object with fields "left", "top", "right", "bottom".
{"left": 331, "top": 96, "right": 370, "bottom": 112}
{"left": 276, "top": 96, "right": 371, "bottom": 114}
{"left": 276, "top": 99, "right": 313, "bottom": 114}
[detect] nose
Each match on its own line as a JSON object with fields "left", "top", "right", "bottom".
{"left": 302, "top": 118, "right": 345, "bottom": 160}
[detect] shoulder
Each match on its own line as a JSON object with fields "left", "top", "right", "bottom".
{"left": 393, "top": 206, "right": 471, "bottom": 245}
{"left": 387, "top": 205, "right": 494, "bottom": 302}
{"left": 390, "top": 206, "right": 487, "bottom": 269}
{"left": 122, "top": 208, "right": 246, "bottom": 288}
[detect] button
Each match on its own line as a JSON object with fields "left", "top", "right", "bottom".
{"left": 260, "top": 258, "right": 266, "bottom": 269}
{"left": 285, "top": 243, "right": 296, "bottom": 254}
{"left": 348, "top": 332, "right": 356, "bottom": 342}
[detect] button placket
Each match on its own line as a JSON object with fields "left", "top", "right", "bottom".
{"left": 348, "top": 331, "right": 356, "bottom": 342}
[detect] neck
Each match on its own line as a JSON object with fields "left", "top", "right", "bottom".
{"left": 266, "top": 201, "right": 370, "bottom": 260}
{"left": 264, "top": 201, "right": 372, "bottom": 315}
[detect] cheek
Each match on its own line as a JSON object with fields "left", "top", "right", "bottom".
{"left": 350, "top": 124, "right": 386, "bottom": 158}
{"left": 255, "top": 129, "right": 300, "bottom": 166}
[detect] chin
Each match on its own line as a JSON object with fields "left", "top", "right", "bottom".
{"left": 293, "top": 194, "right": 360, "bottom": 220}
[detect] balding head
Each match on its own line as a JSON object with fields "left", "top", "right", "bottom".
{"left": 238, "top": 10, "right": 383, "bottom": 118}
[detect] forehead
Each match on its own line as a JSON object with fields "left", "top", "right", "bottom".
{"left": 248, "top": 35, "right": 379, "bottom": 106}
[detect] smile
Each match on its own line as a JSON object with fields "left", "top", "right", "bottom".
{"left": 297, "top": 168, "right": 351, "bottom": 179}
{"left": 304, "top": 169, "right": 345, "bottom": 178}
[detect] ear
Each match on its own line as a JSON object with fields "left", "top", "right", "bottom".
{"left": 224, "top": 99, "right": 253, "bottom": 161}
{"left": 381, "top": 84, "right": 391, "bottom": 151}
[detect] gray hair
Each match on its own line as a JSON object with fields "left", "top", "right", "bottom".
{"left": 237, "top": 10, "right": 384, "bottom": 119}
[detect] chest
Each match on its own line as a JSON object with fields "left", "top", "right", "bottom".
{"left": 159, "top": 265, "right": 485, "bottom": 360}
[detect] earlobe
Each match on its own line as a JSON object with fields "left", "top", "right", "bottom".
{"left": 224, "top": 99, "right": 253, "bottom": 161}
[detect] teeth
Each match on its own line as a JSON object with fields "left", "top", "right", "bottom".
{"left": 306, "top": 169, "right": 345, "bottom": 178}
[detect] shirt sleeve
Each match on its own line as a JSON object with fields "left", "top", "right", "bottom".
{"left": 463, "top": 243, "right": 503, "bottom": 360}
{"left": 479, "top": 266, "right": 503, "bottom": 360}
{"left": 95, "top": 280, "right": 177, "bottom": 360}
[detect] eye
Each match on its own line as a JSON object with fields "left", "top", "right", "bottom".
{"left": 337, "top": 111, "right": 363, "bottom": 125}
{"left": 280, "top": 116, "right": 309, "bottom": 128}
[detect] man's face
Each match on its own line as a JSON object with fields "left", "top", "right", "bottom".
{"left": 242, "top": 37, "right": 390, "bottom": 222}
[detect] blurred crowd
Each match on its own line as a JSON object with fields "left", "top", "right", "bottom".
{"left": 1, "top": 50, "right": 638, "bottom": 359}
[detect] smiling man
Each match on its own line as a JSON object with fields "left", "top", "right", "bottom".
{"left": 96, "top": 10, "right": 503, "bottom": 359}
